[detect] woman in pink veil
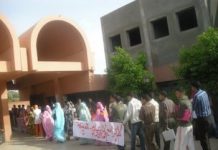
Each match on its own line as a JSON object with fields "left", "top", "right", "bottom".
{"left": 41, "top": 105, "right": 54, "bottom": 141}
{"left": 94, "top": 101, "right": 109, "bottom": 145}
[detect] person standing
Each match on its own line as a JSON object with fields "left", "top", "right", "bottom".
{"left": 75, "top": 99, "right": 82, "bottom": 119}
{"left": 33, "top": 105, "right": 43, "bottom": 136}
{"left": 139, "top": 94, "right": 156, "bottom": 150}
{"left": 64, "top": 101, "right": 75, "bottom": 140}
{"left": 41, "top": 105, "right": 54, "bottom": 141}
{"left": 191, "top": 81, "right": 212, "bottom": 150}
{"left": 79, "top": 102, "right": 91, "bottom": 121}
{"left": 150, "top": 93, "right": 160, "bottom": 149}
{"left": 53, "top": 102, "right": 65, "bottom": 143}
{"left": 88, "top": 98, "right": 96, "bottom": 120}
{"left": 25, "top": 106, "right": 35, "bottom": 135}
{"left": 110, "top": 94, "right": 127, "bottom": 150}
{"left": 94, "top": 101, "right": 109, "bottom": 145}
{"left": 12, "top": 105, "right": 18, "bottom": 128}
{"left": 123, "top": 92, "right": 146, "bottom": 150}
{"left": 159, "top": 91, "right": 176, "bottom": 150}
{"left": 109, "top": 95, "right": 118, "bottom": 120}
{"left": 174, "top": 87, "right": 195, "bottom": 150}
{"left": 110, "top": 95, "right": 127, "bottom": 123}
{"left": 78, "top": 102, "right": 91, "bottom": 145}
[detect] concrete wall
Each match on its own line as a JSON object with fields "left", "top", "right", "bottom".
{"left": 19, "top": 16, "right": 93, "bottom": 72}
{"left": 0, "top": 82, "right": 12, "bottom": 142}
{"left": 0, "top": 15, "right": 23, "bottom": 141}
{"left": 208, "top": 0, "right": 218, "bottom": 26}
{"left": 18, "top": 72, "right": 107, "bottom": 100}
{"left": 0, "top": 15, "right": 26, "bottom": 79}
{"left": 101, "top": 0, "right": 211, "bottom": 82}
{"left": 101, "top": 2, "right": 144, "bottom": 66}
{"left": 139, "top": 0, "right": 206, "bottom": 66}
{"left": 16, "top": 16, "right": 107, "bottom": 100}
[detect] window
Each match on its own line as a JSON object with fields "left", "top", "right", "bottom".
{"left": 151, "top": 17, "right": 169, "bottom": 39}
{"left": 127, "top": 27, "right": 142, "bottom": 46}
{"left": 176, "top": 7, "right": 198, "bottom": 31}
{"left": 110, "top": 34, "right": 122, "bottom": 52}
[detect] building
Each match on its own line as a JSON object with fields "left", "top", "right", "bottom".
{"left": 0, "top": 15, "right": 107, "bottom": 141}
{"left": 101, "top": 0, "right": 218, "bottom": 84}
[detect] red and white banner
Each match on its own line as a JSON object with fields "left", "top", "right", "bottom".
{"left": 73, "top": 120, "right": 124, "bottom": 146}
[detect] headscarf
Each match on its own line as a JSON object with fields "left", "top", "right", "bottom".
{"left": 95, "top": 101, "right": 109, "bottom": 122}
{"left": 79, "top": 102, "right": 91, "bottom": 121}
{"left": 45, "top": 105, "right": 52, "bottom": 114}
{"left": 96, "top": 102, "right": 104, "bottom": 111}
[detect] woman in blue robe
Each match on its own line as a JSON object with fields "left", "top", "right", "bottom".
{"left": 53, "top": 102, "right": 65, "bottom": 142}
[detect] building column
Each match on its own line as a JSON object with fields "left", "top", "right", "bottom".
{"left": 137, "top": 0, "right": 154, "bottom": 72}
{"left": 54, "top": 78, "right": 63, "bottom": 104}
{"left": 200, "top": 0, "right": 211, "bottom": 28}
{"left": 0, "top": 81, "right": 12, "bottom": 142}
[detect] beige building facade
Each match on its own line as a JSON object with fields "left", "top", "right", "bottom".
{"left": 0, "top": 15, "right": 107, "bottom": 141}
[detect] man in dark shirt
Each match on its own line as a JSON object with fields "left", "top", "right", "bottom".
{"left": 12, "top": 105, "right": 18, "bottom": 127}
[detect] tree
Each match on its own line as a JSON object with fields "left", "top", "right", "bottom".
{"left": 176, "top": 27, "right": 218, "bottom": 96}
{"left": 8, "top": 90, "right": 20, "bottom": 101}
{"left": 107, "top": 47, "right": 155, "bottom": 97}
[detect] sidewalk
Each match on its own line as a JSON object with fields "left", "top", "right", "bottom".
{"left": 0, "top": 132, "right": 117, "bottom": 150}
{"left": 0, "top": 132, "right": 218, "bottom": 150}
{"left": 162, "top": 138, "right": 218, "bottom": 150}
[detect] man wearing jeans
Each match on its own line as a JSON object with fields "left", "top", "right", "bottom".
{"left": 191, "top": 81, "right": 212, "bottom": 150}
{"left": 123, "top": 92, "right": 146, "bottom": 150}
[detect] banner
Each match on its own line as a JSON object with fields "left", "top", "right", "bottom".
{"left": 73, "top": 120, "right": 124, "bottom": 146}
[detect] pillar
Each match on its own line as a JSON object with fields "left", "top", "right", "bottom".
{"left": 54, "top": 78, "right": 63, "bottom": 104}
{"left": 0, "top": 81, "right": 12, "bottom": 141}
{"left": 138, "top": 0, "right": 154, "bottom": 72}
{"left": 200, "top": 0, "right": 211, "bottom": 29}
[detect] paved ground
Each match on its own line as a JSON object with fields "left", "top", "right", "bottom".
{"left": 0, "top": 132, "right": 117, "bottom": 150}
{"left": 0, "top": 132, "right": 218, "bottom": 150}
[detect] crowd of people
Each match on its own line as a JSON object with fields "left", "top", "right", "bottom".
{"left": 119, "top": 81, "right": 216, "bottom": 150}
{"left": 8, "top": 81, "right": 217, "bottom": 150}
{"left": 9, "top": 98, "right": 110, "bottom": 144}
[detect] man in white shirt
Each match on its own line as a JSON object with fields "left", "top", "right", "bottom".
{"left": 150, "top": 96, "right": 160, "bottom": 149}
{"left": 123, "top": 92, "right": 145, "bottom": 150}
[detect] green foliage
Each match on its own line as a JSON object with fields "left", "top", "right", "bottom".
{"left": 107, "top": 47, "right": 155, "bottom": 97}
{"left": 8, "top": 90, "right": 20, "bottom": 101}
{"left": 176, "top": 27, "right": 218, "bottom": 95}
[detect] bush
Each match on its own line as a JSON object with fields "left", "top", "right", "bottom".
{"left": 107, "top": 47, "right": 155, "bottom": 97}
